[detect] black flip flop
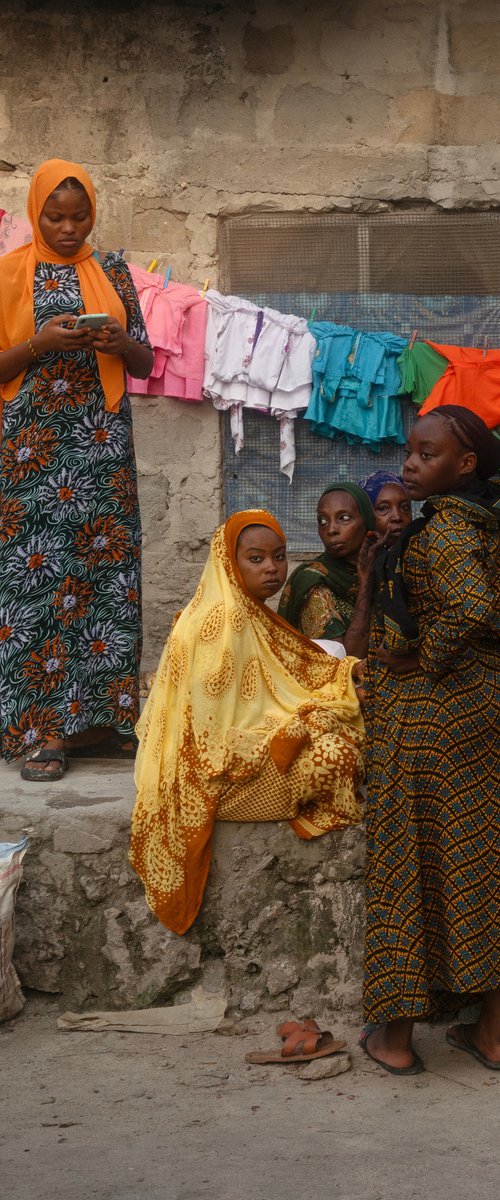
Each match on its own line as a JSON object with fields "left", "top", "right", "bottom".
{"left": 446, "top": 1023, "right": 500, "bottom": 1071}
{"left": 359, "top": 1024, "right": 425, "bottom": 1075}
{"left": 21, "top": 746, "right": 67, "bottom": 782}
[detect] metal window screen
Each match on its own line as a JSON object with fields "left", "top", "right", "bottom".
{"left": 219, "top": 212, "right": 500, "bottom": 552}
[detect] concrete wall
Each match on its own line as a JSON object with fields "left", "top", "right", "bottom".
{"left": 2, "top": 0, "right": 500, "bottom": 668}
{"left": 1, "top": 767, "right": 365, "bottom": 1016}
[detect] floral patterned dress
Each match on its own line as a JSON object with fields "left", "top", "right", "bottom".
{"left": 0, "top": 253, "right": 150, "bottom": 761}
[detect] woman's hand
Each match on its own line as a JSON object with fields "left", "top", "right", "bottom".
{"left": 375, "top": 642, "right": 420, "bottom": 675}
{"left": 34, "top": 315, "right": 95, "bottom": 355}
{"left": 356, "top": 530, "right": 390, "bottom": 589}
{"left": 92, "top": 318, "right": 130, "bottom": 357}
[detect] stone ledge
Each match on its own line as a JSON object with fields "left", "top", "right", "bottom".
{"left": 0, "top": 757, "right": 365, "bottom": 1017}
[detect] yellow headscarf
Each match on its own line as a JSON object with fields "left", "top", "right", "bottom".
{"left": 0, "top": 158, "right": 126, "bottom": 411}
{"left": 130, "top": 510, "right": 363, "bottom": 933}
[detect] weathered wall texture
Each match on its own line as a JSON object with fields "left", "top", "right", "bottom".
{"left": 1, "top": 0, "right": 500, "bottom": 663}
{"left": 0, "top": 773, "right": 365, "bottom": 1015}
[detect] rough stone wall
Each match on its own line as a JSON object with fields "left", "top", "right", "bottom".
{"left": 0, "top": 774, "right": 365, "bottom": 1016}
{"left": 2, "top": 0, "right": 500, "bottom": 667}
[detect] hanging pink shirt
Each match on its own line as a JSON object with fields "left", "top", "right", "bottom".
{"left": 0, "top": 210, "right": 31, "bottom": 256}
{"left": 127, "top": 265, "right": 207, "bottom": 402}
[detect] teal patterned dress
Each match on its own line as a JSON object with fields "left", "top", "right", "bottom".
{"left": 0, "top": 253, "right": 150, "bottom": 760}
{"left": 364, "top": 491, "right": 500, "bottom": 1021}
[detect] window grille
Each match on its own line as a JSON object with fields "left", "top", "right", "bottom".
{"left": 219, "top": 211, "right": 500, "bottom": 552}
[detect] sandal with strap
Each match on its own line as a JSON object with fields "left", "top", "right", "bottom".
{"left": 246, "top": 1020, "right": 346, "bottom": 1065}
{"left": 276, "top": 1019, "right": 320, "bottom": 1040}
{"left": 21, "top": 746, "right": 67, "bottom": 782}
{"left": 359, "top": 1024, "right": 425, "bottom": 1076}
{"left": 446, "top": 1023, "right": 500, "bottom": 1071}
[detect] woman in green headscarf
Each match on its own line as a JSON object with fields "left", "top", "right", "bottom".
{"left": 278, "top": 483, "right": 380, "bottom": 659}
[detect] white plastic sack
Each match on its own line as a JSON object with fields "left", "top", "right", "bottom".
{"left": 0, "top": 836, "right": 29, "bottom": 1022}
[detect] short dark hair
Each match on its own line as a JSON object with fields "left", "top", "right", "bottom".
{"left": 52, "top": 176, "right": 89, "bottom": 198}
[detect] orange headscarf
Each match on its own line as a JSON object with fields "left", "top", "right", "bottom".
{"left": 0, "top": 158, "right": 127, "bottom": 411}
{"left": 224, "top": 508, "right": 286, "bottom": 590}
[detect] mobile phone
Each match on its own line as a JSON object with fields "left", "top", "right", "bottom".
{"left": 74, "top": 313, "right": 109, "bottom": 330}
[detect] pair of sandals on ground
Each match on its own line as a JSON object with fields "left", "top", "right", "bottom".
{"left": 247, "top": 1019, "right": 499, "bottom": 1074}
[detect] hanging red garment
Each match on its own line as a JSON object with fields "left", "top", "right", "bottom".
{"left": 419, "top": 342, "right": 500, "bottom": 429}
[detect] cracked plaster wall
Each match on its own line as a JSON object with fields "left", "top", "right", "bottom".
{"left": 1, "top": 0, "right": 500, "bottom": 664}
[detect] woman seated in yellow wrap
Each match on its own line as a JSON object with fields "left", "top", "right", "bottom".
{"left": 130, "top": 510, "right": 365, "bottom": 934}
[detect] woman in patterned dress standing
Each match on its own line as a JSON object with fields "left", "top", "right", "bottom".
{"left": 361, "top": 406, "right": 500, "bottom": 1074}
{"left": 0, "top": 159, "right": 153, "bottom": 778}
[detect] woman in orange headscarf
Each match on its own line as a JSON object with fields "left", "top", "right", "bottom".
{"left": 130, "top": 509, "right": 366, "bottom": 934}
{"left": 0, "top": 159, "right": 153, "bottom": 779}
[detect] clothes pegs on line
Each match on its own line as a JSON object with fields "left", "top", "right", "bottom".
{"left": 408, "top": 328, "right": 419, "bottom": 350}
{"left": 482, "top": 335, "right": 489, "bottom": 358}
{"left": 163, "top": 266, "right": 172, "bottom": 288}
{"left": 201, "top": 277, "right": 210, "bottom": 297}
{"left": 309, "top": 306, "right": 317, "bottom": 322}
{"left": 147, "top": 259, "right": 158, "bottom": 272}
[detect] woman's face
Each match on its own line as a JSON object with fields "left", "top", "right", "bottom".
{"left": 317, "top": 491, "right": 366, "bottom": 561}
{"left": 38, "top": 185, "right": 93, "bottom": 256}
{"left": 372, "top": 484, "right": 412, "bottom": 544}
{"left": 235, "top": 526, "right": 288, "bottom": 601}
{"left": 403, "top": 416, "right": 476, "bottom": 501}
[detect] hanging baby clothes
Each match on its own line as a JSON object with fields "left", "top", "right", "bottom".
{"left": 0, "top": 209, "right": 31, "bottom": 256}
{"left": 203, "top": 291, "right": 315, "bottom": 481}
{"left": 417, "top": 342, "right": 500, "bottom": 430}
{"left": 305, "top": 321, "right": 407, "bottom": 450}
{"left": 127, "top": 264, "right": 207, "bottom": 402}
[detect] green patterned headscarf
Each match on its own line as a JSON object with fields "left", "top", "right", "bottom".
{"left": 319, "top": 482, "right": 376, "bottom": 532}
{"left": 277, "top": 482, "right": 375, "bottom": 636}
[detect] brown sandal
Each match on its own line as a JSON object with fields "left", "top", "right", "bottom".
{"left": 245, "top": 1019, "right": 346, "bottom": 1065}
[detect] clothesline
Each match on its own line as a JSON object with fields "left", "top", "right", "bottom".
{"left": 1, "top": 206, "right": 499, "bottom": 481}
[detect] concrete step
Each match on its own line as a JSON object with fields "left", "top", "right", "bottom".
{"left": 1, "top": 756, "right": 366, "bottom": 1016}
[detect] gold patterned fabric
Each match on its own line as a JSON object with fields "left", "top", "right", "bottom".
{"left": 130, "top": 510, "right": 365, "bottom": 933}
{"left": 298, "top": 585, "right": 354, "bottom": 640}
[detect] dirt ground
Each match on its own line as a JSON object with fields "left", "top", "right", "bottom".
{"left": 1, "top": 996, "right": 499, "bottom": 1200}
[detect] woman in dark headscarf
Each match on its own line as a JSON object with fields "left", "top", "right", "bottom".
{"left": 278, "top": 482, "right": 381, "bottom": 658}
{"left": 358, "top": 470, "right": 412, "bottom": 546}
{"left": 361, "top": 405, "right": 500, "bottom": 1075}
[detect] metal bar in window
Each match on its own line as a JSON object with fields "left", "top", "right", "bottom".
{"left": 357, "top": 220, "right": 370, "bottom": 294}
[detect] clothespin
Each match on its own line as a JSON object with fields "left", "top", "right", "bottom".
{"left": 482, "top": 335, "right": 489, "bottom": 358}
{"left": 163, "top": 266, "right": 172, "bottom": 289}
{"left": 408, "top": 328, "right": 418, "bottom": 350}
{"left": 201, "top": 276, "right": 210, "bottom": 297}
{"left": 309, "top": 306, "right": 317, "bottom": 322}
{"left": 118, "top": 247, "right": 124, "bottom": 258}
{"left": 146, "top": 259, "right": 158, "bottom": 272}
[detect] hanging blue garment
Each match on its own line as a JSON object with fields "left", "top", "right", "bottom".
{"left": 305, "top": 321, "right": 407, "bottom": 450}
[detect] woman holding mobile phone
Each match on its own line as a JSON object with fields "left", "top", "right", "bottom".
{"left": 0, "top": 158, "right": 153, "bottom": 779}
